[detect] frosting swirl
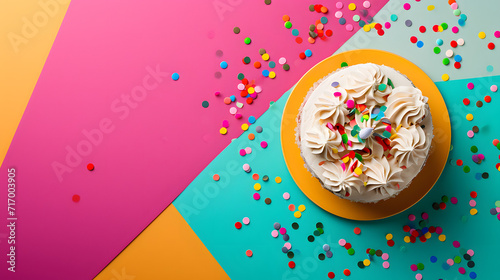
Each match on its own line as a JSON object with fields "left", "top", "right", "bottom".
{"left": 322, "top": 160, "right": 364, "bottom": 196}
{"left": 337, "top": 63, "right": 391, "bottom": 105}
{"left": 313, "top": 88, "right": 349, "bottom": 125}
{"left": 385, "top": 86, "right": 428, "bottom": 127}
{"left": 304, "top": 124, "right": 343, "bottom": 160}
{"left": 390, "top": 126, "right": 430, "bottom": 168}
{"left": 364, "top": 157, "right": 403, "bottom": 196}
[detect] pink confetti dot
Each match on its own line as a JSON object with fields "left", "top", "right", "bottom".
{"left": 283, "top": 192, "right": 291, "bottom": 200}
{"left": 239, "top": 149, "right": 246, "bottom": 156}
{"left": 230, "top": 107, "right": 238, "bottom": 114}
{"left": 242, "top": 217, "right": 250, "bottom": 225}
{"left": 338, "top": 239, "right": 346, "bottom": 246}
{"left": 235, "top": 113, "right": 242, "bottom": 119}
{"left": 458, "top": 267, "right": 466, "bottom": 274}
{"left": 336, "top": 2, "right": 343, "bottom": 9}
{"left": 214, "top": 91, "right": 220, "bottom": 96}
{"left": 255, "top": 86, "right": 262, "bottom": 93}
{"left": 335, "top": 11, "right": 343, "bottom": 18}
{"left": 435, "top": 226, "right": 443, "bottom": 234}
{"left": 421, "top": 212, "right": 429, "bottom": 220}
{"left": 408, "top": 214, "right": 416, "bottom": 221}
{"left": 284, "top": 242, "right": 292, "bottom": 250}
{"left": 346, "top": 24, "right": 354, "bottom": 32}
{"left": 253, "top": 193, "right": 260, "bottom": 200}
{"left": 415, "top": 273, "right": 422, "bottom": 280}
{"left": 403, "top": 3, "right": 411, "bottom": 10}
{"left": 383, "top": 261, "right": 390, "bottom": 268}
{"left": 450, "top": 3, "right": 458, "bottom": 9}
{"left": 494, "top": 31, "right": 500, "bottom": 38}
{"left": 453, "top": 240, "right": 460, "bottom": 248}
{"left": 385, "top": 22, "right": 391, "bottom": 29}
{"left": 452, "top": 26, "right": 459, "bottom": 33}
{"left": 279, "top": 227, "right": 287, "bottom": 235}
{"left": 261, "top": 141, "right": 268, "bottom": 148}
{"left": 467, "top": 130, "right": 474, "bottom": 138}
{"left": 467, "top": 249, "right": 475, "bottom": 257}
{"left": 447, "top": 258, "right": 454, "bottom": 266}
{"left": 451, "top": 197, "right": 458, "bottom": 204}
{"left": 222, "top": 120, "right": 229, "bottom": 128}
{"left": 491, "top": 85, "right": 498, "bottom": 92}
{"left": 245, "top": 147, "right": 252, "bottom": 154}
{"left": 469, "top": 199, "right": 476, "bottom": 207}
{"left": 363, "top": 1, "right": 371, "bottom": 9}
{"left": 271, "top": 229, "right": 279, "bottom": 238}
{"left": 382, "top": 253, "right": 389, "bottom": 260}
{"left": 467, "top": 82, "right": 474, "bottom": 90}
{"left": 334, "top": 91, "right": 342, "bottom": 97}
{"left": 237, "top": 83, "right": 245, "bottom": 90}
{"left": 410, "top": 264, "right": 418, "bottom": 271}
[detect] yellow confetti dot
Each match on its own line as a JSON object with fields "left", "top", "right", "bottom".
{"left": 470, "top": 208, "right": 478, "bottom": 215}
{"left": 438, "top": 234, "right": 446, "bottom": 242}
{"left": 424, "top": 232, "right": 432, "bottom": 239}
{"left": 404, "top": 236, "right": 411, "bottom": 243}
{"left": 220, "top": 127, "right": 228, "bottom": 135}
{"left": 369, "top": 22, "right": 377, "bottom": 28}
{"left": 478, "top": 31, "right": 486, "bottom": 39}
{"left": 262, "top": 53, "right": 270, "bottom": 61}
{"left": 354, "top": 167, "right": 362, "bottom": 175}
{"left": 294, "top": 211, "right": 302, "bottom": 218}
{"left": 269, "top": 71, "right": 276, "bottom": 79}
{"left": 241, "top": 123, "right": 249, "bottom": 131}
{"left": 275, "top": 176, "right": 282, "bottom": 183}
{"left": 254, "top": 183, "right": 261, "bottom": 191}
{"left": 441, "top": 73, "right": 449, "bottom": 81}
{"left": 363, "top": 25, "right": 371, "bottom": 32}
{"left": 385, "top": 233, "right": 393, "bottom": 240}
{"left": 342, "top": 157, "right": 350, "bottom": 163}
{"left": 466, "top": 114, "right": 473, "bottom": 121}
{"left": 332, "top": 148, "right": 338, "bottom": 153}
{"left": 247, "top": 87, "right": 255, "bottom": 94}
{"left": 298, "top": 204, "right": 306, "bottom": 212}
{"left": 348, "top": 3, "right": 356, "bottom": 11}
{"left": 427, "top": 5, "right": 435, "bottom": 11}
{"left": 363, "top": 259, "right": 371, "bottom": 266}
{"left": 438, "top": 25, "right": 443, "bottom": 32}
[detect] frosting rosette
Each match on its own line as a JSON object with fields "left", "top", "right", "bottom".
{"left": 390, "top": 126, "right": 430, "bottom": 168}
{"left": 322, "top": 160, "right": 364, "bottom": 196}
{"left": 364, "top": 157, "right": 404, "bottom": 196}
{"left": 385, "top": 86, "right": 428, "bottom": 127}
{"left": 304, "top": 123, "right": 344, "bottom": 160}
{"left": 313, "top": 88, "right": 349, "bottom": 125}
{"left": 336, "top": 63, "right": 392, "bottom": 105}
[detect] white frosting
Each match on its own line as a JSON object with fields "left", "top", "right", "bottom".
{"left": 322, "top": 161, "right": 364, "bottom": 196}
{"left": 298, "top": 63, "right": 434, "bottom": 203}
{"left": 390, "top": 126, "right": 429, "bottom": 168}
{"left": 385, "top": 86, "right": 429, "bottom": 128}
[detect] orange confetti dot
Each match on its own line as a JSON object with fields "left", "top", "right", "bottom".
{"left": 246, "top": 249, "right": 253, "bottom": 257}
{"left": 288, "top": 204, "right": 296, "bottom": 211}
{"left": 253, "top": 61, "right": 261, "bottom": 68}
{"left": 282, "top": 15, "right": 290, "bottom": 22}
{"left": 308, "top": 37, "right": 316, "bottom": 44}
{"left": 248, "top": 133, "right": 255, "bottom": 140}
{"left": 320, "top": 6, "right": 328, "bottom": 13}
{"left": 213, "top": 174, "right": 220, "bottom": 181}
{"left": 252, "top": 173, "right": 259, "bottom": 180}
{"left": 295, "top": 37, "right": 303, "bottom": 44}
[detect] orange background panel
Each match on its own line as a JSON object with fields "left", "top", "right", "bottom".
{"left": 95, "top": 204, "right": 230, "bottom": 280}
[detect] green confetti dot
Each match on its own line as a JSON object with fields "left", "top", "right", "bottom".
{"left": 353, "top": 15, "right": 361, "bottom": 22}
{"left": 454, "top": 256, "right": 462, "bottom": 263}
{"left": 453, "top": 9, "right": 461, "bottom": 16}
{"left": 347, "top": 248, "right": 355, "bottom": 255}
{"left": 341, "top": 62, "right": 348, "bottom": 67}
{"left": 285, "top": 21, "right": 292, "bottom": 29}
{"left": 202, "top": 101, "right": 209, "bottom": 108}
{"left": 470, "top": 146, "right": 478, "bottom": 153}
{"left": 243, "top": 56, "right": 251, "bottom": 64}
{"left": 309, "top": 24, "right": 316, "bottom": 31}
{"left": 442, "top": 195, "right": 449, "bottom": 203}
{"left": 417, "top": 263, "right": 425, "bottom": 270}
{"left": 434, "top": 47, "right": 441, "bottom": 54}
{"left": 496, "top": 142, "right": 500, "bottom": 150}
{"left": 237, "top": 73, "right": 245, "bottom": 80}
{"left": 244, "top": 37, "right": 252, "bottom": 45}
{"left": 369, "top": 249, "right": 376, "bottom": 255}
{"left": 441, "top": 23, "right": 448, "bottom": 30}
{"left": 309, "top": 4, "right": 315, "bottom": 11}
{"left": 463, "top": 166, "right": 470, "bottom": 173}
{"left": 283, "top": 64, "right": 290, "bottom": 71}
{"left": 317, "top": 228, "right": 324, "bottom": 234}
{"left": 443, "top": 58, "right": 450, "bottom": 65}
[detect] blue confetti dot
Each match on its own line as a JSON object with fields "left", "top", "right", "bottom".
{"left": 469, "top": 272, "right": 477, "bottom": 279}
{"left": 487, "top": 65, "right": 494, "bottom": 72}
{"left": 320, "top": 16, "right": 328, "bottom": 24}
{"left": 292, "top": 29, "right": 299, "bottom": 36}
{"left": 268, "top": 61, "right": 276, "bottom": 68}
{"left": 220, "top": 61, "right": 228, "bottom": 69}
{"left": 339, "top": 18, "right": 346, "bottom": 25}
{"left": 248, "top": 116, "right": 256, "bottom": 124}
{"left": 304, "top": 49, "right": 312, "bottom": 57}
{"left": 417, "top": 41, "right": 424, "bottom": 48}
{"left": 331, "top": 82, "right": 339, "bottom": 87}
{"left": 442, "top": 263, "right": 450, "bottom": 270}
{"left": 230, "top": 95, "right": 236, "bottom": 102}
{"left": 455, "top": 55, "right": 462, "bottom": 62}
{"left": 475, "top": 173, "right": 482, "bottom": 180}
{"left": 430, "top": 256, "right": 437, "bottom": 263}
{"left": 436, "top": 39, "right": 443, "bottom": 46}
{"left": 421, "top": 227, "right": 429, "bottom": 234}
{"left": 391, "top": 14, "right": 398, "bottom": 21}
{"left": 359, "top": 20, "right": 366, "bottom": 27}
{"left": 171, "top": 72, "right": 180, "bottom": 81}
{"left": 262, "top": 69, "right": 270, "bottom": 77}
{"left": 458, "top": 18, "right": 465, "bottom": 26}
{"left": 460, "top": 14, "right": 467, "bottom": 21}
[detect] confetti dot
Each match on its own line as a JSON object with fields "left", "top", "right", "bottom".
{"left": 405, "top": 20, "right": 412, "bottom": 27}
{"left": 348, "top": 3, "right": 356, "bottom": 10}
{"left": 403, "top": 3, "right": 411, "bottom": 10}
{"left": 171, "top": 73, "right": 179, "bottom": 81}
{"left": 87, "top": 163, "right": 94, "bottom": 171}
{"left": 283, "top": 192, "right": 290, "bottom": 200}
{"left": 487, "top": 65, "right": 494, "bottom": 72}
{"left": 383, "top": 261, "right": 390, "bottom": 268}
{"left": 466, "top": 114, "right": 473, "bottom": 121}
{"left": 233, "top": 27, "right": 240, "bottom": 34}
{"left": 246, "top": 249, "right": 253, "bottom": 257}
{"left": 294, "top": 211, "right": 302, "bottom": 218}
{"left": 478, "top": 32, "right": 486, "bottom": 39}
{"left": 354, "top": 227, "right": 361, "bottom": 235}
{"left": 298, "top": 204, "right": 306, "bottom": 212}
{"left": 417, "top": 41, "right": 424, "bottom": 48}
{"left": 488, "top": 42, "right": 495, "bottom": 50}
{"left": 442, "top": 74, "right": 450, "bottom": 81}
{"left": 202, "top": 101, "right": 209, "bottom": 108}
{"left": 72, "top": 194, "right": 80, "bottom": 202}
{"left": 213, "top": 174, "right": 220, "bottom": 181}
{"left": 220, "top": 127, "right": 228, "bottom": 135}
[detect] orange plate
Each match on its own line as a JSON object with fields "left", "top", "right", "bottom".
{"left": 281, "top": 49, "right": 451, "bottom": 220}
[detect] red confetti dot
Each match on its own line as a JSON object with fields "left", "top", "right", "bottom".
{"left": 428, "top": 226, "right": 436, "bottom": 233}
{"left": 72, "top": 194, "right": 80, "bottom": 202}
{"left": 456, "top": 159, "right": 463, "bottom": 166}
{"left": 411, "top": 230, "right": 420, "bottom": 237}
{"left": 326, "top": 29, "right": 333, "bottom": 37}
{"left": 463, "top": 98, "right": 470, "bottom": 105}
{"left": 419, "top": 236, "right": 427, "bottom": 242}
{"left": 377, "top": 29, "right": 385, "bottom": 36}
{"left": 403, "top": 225, "right": 411, "bottom": 232}
{"left": 410, "top": 236, "right": 416, "bottom": 243}
{"left": 328, "top": 272, "right": 335, "bottom": 279}
{"left": 235, "top": 222, "right": 242, "bottom": 229}
{"left": 410, "top": 36, "right": 418, "bottom": 44}
{"left": 295, "top": 37, "right": 303, "bottom": 44}
{"left": 439, "top": 202, "right": 447, "bottom": 210}
{"left": 470, "top": 191, "right": 477, "bottom": 198}
{"left": 288, "top": 261, "right": 296, "bottom": 269}
{"left": 432, "top": 25, "right": 439, "bottom": 32}
{"left": 374, "top": 23, "right": 382, "bottom": 30}
{"left": 354, "top": 227, "right": 361, "bottom": 235}
{"left": 450, "top": 40, "right": 458, "bottom": 48}
{"left": 87, "top": 163, "right": 94, "bottom": 171}
{"left": 387, "top": 239, "right": 395, "bottom": 247}
{"left": 454, "top": 62, "right": 461, "bottom": 69}
{"left": 488, "top": 42, "right": 495, "bottom": 50}
{"left": 485, "top": 95, "right": 492, "bottom": 103}
{"left": 314, "top": 5, "right": 322, "bottom": 13}
{"left": 344, "top": 243, "right": 352, "bottom": 250}
{"left": 419, "top": 26, "right": 426, "bottom": 33}
{"left": 299, "top": 52, "right": 306, "bottom": 59}
{"left": 241, "top": 78, "right": 248, "bottom": 85}
{"left": 366, "top": 248, "right": 371, "bottom": 254}
{"left": 343, "top": 269, "right": 351, "bottom": 276}
{"left": 246, "top": 97, "right": 253, "bottom": 104}
{"left": 240, "top": 90, "right": 248, "bottom": 97}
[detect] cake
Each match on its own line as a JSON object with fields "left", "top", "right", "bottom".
{"left": 296, "top": 63, "right": 433, "bottom": 203}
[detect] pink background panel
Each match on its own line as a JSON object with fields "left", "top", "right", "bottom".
{"left": 0, "top": 0, "right": 388, "bottom": 279}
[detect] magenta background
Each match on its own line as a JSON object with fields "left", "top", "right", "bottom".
{"left": 0, "top": 0, "right": 387, "bottom": 279}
